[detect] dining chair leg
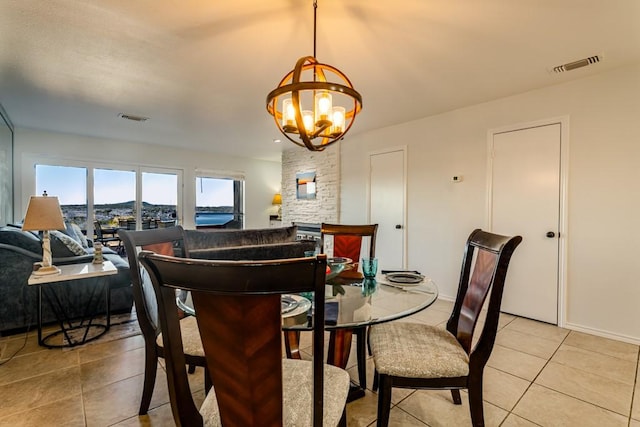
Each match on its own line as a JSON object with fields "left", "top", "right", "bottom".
{"left": 376, "top": 374, "right": 393, "bottom": 427}
{"left": 139, "top": 347, "right": 158, "bottom": 415}
{"left": 355, "top": 327, "right": 367, "bottom": 389}
{"left": 451, "top": 389, "right": 462, "bottom": 404}
{"left": 338, "top": 409, "right": 347, "bottom": 427}
{"left": 204, "top": 366, "right": 212, "bottom": 394}
{"left": 372, "top": 368, "right": 379, "bottom": 391}
{"left": 468, "top": 376, "right": 485, "bottom": 426}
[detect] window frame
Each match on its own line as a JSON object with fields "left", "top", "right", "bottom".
{"left": 29, "top": 157, "right": 183, "bottom": 236}
{"left": 194, "top": 169, "right": 245, "bottom": 229}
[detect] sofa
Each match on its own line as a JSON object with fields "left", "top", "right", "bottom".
{"left": 0, "top": 225, "right": 133, "bottom": 334}
{"left": 183, "top": 225, "right": 318, "bottom": 260}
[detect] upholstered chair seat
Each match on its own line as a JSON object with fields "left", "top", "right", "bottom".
{"left": 200, "top": 359, "right": 350, "bottom": 427}
{"left": 370, "top": 322, "right": 469, "bottom": 379}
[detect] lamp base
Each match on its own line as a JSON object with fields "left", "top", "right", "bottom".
{"left": 33, "top": 265, "right": 62, "bottom": 276}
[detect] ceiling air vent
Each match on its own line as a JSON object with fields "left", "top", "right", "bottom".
{"left": 118, "top": 113, "right": 149, "bottom": 122}
{"left": 552, "top": 55, "right": 601, "bottom": 73}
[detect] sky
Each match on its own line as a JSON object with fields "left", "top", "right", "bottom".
{"left": 36, "top": 165, "right": 234, "bottom": 206}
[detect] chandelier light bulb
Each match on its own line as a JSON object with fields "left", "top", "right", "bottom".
{"left": 282, "top": 98, "right": 297, "bottom": 132}
{"left": 330, "top": 106, "right": 345, "bottom": 136}
{"left": 315, "top": 92, "right": 332, "bottom": 127}
{"left": 302, "top": 110, "right": 314, "bottom": 133}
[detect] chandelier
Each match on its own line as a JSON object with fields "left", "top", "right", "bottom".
{"left": 266, "top": 0, "right": 362, "bottom": 151}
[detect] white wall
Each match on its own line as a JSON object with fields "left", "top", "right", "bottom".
{"left": 13, "top": 128, "right": 281, "bottom": 230}
{"left": 341, "top": 63, "right": 640, "bottom": 344}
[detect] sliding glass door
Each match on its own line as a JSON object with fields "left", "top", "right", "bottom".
{"left": 142, "top": 170, "right": 179, "bottom": 227}
{"left": 94, "top": 168, "right": 135, "bottom": 228}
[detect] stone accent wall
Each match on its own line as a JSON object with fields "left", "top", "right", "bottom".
{"left": 281, "top": 145, "right": 339, "bottom": 225}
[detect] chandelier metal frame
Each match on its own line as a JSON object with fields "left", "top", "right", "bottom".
{"left": 266, "top": 0, "right": 362, "bottom": 151}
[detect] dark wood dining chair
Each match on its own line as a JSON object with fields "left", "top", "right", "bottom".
{"left": 369, "top": 229, "right": 522, "bottom": 426}
{"left": 118, "top": 227, "right": 209, "bottom": 416}
{"left": 138, "top": 252, "right": 350, "bottom": 426}
{"left": 286, "top": 223, "right": 378, "bottom": 391}
{"left": 322, "top": 223, "right": 378, "bottom": 389}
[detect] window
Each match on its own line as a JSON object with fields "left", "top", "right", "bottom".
{"left": 142, "top": 171, "right": 178, "bottom": 226}
{"left": 34, "top": 162, "right": 182, "bottom": 232}
{"left": 195, "top": 175, "right": 244, "bottom": 229}
{"left": 35, "top": 164, "right": 88, "bottom": 228}
{"left": 94, "top": 168, "right": 135, "bottom": 227}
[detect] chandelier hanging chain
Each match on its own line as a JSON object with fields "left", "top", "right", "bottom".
{"left": 266, "top": 0, "right": 362, "bottom": 151}
{"left": 313, "top": 0, "right": 317, "bottom": 59}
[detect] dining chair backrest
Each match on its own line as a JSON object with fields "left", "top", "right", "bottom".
{"left": 118, "top": 227, "right": 185, "bottom": 340}
{"left": 320, "top": 223, "right": 378, "bottom": 263}
{"left": 447, "top": 229, "right": 523, "bottom": 358}
{"left": 138, "top": 252, "right": 329, "bottom": 427}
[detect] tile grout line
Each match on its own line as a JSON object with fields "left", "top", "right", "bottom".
{"left": 523, "top": 330, "right": 636, "bottom": 421}
{"left": 629, "top": 348, "right": 639, "bottom": 426}
{"left": 498, "top": 327, "right": 571, "bottom": 426}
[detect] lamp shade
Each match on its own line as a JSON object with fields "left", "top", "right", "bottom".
{"left": 272, "top": 193, "right": 282, "bottom": 205}
{"left": 22, "top": 195, "right": 66, "bottom": 231}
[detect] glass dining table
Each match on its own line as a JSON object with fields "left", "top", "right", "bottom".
{"left": 177, "top": 272, "right": 438, "bottom": 400}
{"left": 283, "top": 273, "right": 438, "bottom": 399}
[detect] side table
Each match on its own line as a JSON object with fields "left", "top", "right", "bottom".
{"left": 28, "top": 261, "right": 118, "bottom": 348}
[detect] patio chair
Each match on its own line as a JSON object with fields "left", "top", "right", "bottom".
{"left": 93, "top": 221, "right": 123, "bottom": 254}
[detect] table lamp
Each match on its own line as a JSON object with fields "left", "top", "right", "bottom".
{"left": 22, "top": 191, "right": 66, "bottom": 276}
{"left": 271, "top": 192, "right": 282, "bottom": 219}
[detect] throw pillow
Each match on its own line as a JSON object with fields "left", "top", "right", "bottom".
{"left": 67, "top": 222, "right": 89, "bottom": 248}
{"left": 50, "top": 230, "right": 88, "bottom": 256}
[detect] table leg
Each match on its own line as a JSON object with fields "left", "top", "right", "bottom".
{"left": 328, "top": 329, "right": 366, "bottom": 402}
{"left": 283, "top": 330, "right": 302, "bottom": 359}
{"left": 105, "top": 283, "right": 111, "bottom": 329}
{"left": 39, "top": 278, "right": 111, "bottom": 348}
{"left": 327, "top": 329, "right": 353, "bottom": 367}
{"left": 37, "top": 286, "right": 43, "bottom": 346}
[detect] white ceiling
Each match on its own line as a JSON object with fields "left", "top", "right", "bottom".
{"left": 2, "top": 0, "right": 639, "bottom": 162}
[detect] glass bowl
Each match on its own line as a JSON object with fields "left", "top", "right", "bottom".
{"left": 326, "top": 257, "right": 353, "bottom": 280}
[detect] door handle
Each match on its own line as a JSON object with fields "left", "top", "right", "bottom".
{"left": 546, "top": 231, "right": 556, "bottom": 238}
{"left": 395, "top": 224, "right": 402, "bottom": 229}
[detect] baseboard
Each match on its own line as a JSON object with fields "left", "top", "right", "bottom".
{"left": 563, "top": 322, "right": 640, "bottom": 346}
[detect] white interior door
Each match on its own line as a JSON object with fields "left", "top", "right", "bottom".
{"left": 490, "top": 123, "right": 561, "bottom": 324}
{"left": 369, "top": 148, "right": 406, "bottom": 270}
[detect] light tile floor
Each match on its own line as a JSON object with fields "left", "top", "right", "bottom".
{"left": 0, "top": 299, "right": 638, "bottom": 426}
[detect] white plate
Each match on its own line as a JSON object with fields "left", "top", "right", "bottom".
{"left": 385, "top": 272, "right": 425, "bottom": 285}
{"left": 282, "top": 294, "right": 312, "bottom": 318}
{"left": 281, "top": 295, "right": 299, "bottom": 314}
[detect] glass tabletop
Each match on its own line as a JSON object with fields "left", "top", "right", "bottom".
{"left": 176, "top": 274, "right": 438, "bottom": 330}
